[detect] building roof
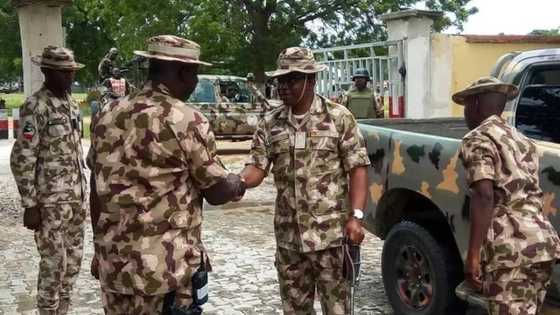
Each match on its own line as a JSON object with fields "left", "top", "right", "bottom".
{"left": 464, "top": 35, "right": 560, "bottom": 44}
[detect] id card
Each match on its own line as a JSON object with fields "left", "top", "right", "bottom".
{"left": 295, "top": 132, "right": 306, "bottom": 149}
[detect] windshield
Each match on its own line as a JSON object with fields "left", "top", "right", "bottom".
{"left": 189, "top": 78, "right": 216, "bottom": 103}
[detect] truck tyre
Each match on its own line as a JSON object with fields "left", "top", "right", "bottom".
{"left": 382, "top": 221, "right": 465, "bottom": 315}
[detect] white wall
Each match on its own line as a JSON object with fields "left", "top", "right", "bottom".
{"left": 384, "top": 12, "right": 439, "bottom": 119}
{"left": 17, "top": 3, "right": 65, "bottom": 97}
{"left": 428, "top": 34, "right": 454, "bottom": 117}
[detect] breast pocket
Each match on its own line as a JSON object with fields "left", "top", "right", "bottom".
{"left": 46, "top": 116, "right": 74, "bottom": 155}
{"left": 309, "top": 130, "right": 339, "bottom": 174}
{"left": 269, "top": 133, "right": 292, "bottom": 177}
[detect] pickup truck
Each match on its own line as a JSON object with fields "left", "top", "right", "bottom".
{"left": 359, "top": 48, "right": 560, "bottom": 315}
{"left": 188, "top": 74, "right": 280, "bottom": 140}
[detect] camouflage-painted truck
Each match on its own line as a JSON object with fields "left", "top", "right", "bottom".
{"left": 359, "top": 49, "right": 560, "bottom": 314}
{"left": 188, "top": 75, "right": 280, "bottom": 140}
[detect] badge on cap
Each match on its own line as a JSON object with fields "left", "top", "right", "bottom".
{"left": 22, "top": 122, "right": 35, "bottom": 140}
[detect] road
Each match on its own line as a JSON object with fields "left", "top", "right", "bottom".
{"left": 0, "top": 140, "right": 393, "bottom": 315}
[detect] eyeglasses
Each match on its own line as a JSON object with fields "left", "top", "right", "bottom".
{"left": 275, "top": 74, "right": 307, "bottom": 86}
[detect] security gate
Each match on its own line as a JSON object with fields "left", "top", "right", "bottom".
{"left": 313, "top": 40, "right": 406, "bottom": 118}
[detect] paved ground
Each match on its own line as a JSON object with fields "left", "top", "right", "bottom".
{"left": 0, "top": 140, "right": 393, "bottom": 315}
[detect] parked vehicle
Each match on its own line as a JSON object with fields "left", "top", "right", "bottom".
{"left": 359, "top": 49, "right": 560, "bottom": 314}
{"left": 188, "top": 75, "right": 280, "bottom": 140}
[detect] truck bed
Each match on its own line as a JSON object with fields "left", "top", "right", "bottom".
{"left": 359, "top": 117, "right": 469, "bottom": 139}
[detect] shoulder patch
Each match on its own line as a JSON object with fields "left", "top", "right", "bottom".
{"left": 22, "top": 122, "right": 35, "bottom": 140}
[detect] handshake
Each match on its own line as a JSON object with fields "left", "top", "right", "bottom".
{"left": 202, "top": 173, "right": 247, "bottom": 206}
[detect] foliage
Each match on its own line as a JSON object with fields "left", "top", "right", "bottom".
{"left": 0, "top": 0, "right": 477, "bottom": 84}
{"left": 529, "top": 28, "right": 560, "bottom": 36}
{"left": 0, "top": 0, "right": 22, "bottom": 84}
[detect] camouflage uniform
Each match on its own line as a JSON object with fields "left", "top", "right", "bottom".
{"left": 342, "top": 86, "right": 380, "bottom": 119}
{"left": 460, "top": 115, "right": 560, "bottom": 315}
{"left": 90, "top": 66, "right": 227, "bottom": 314}
{"left": 248, "top": 93, "right": 370, "bottom": 314}
{"left": 10, "top": 47, "right": 86, "bottom": 315}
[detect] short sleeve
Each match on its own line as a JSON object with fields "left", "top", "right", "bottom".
{"left": 460, "top": 135, "right": 497, "bottom": 186}
{"left": 175, "top": 113, "right": 228, "bottom": 189}
{"left": 338, "top": 111, "right": 371, "bottom": 171}
{"left": 246, "top": 120, "right": 271, "bottom": 173}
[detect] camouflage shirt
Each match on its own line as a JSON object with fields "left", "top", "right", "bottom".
{"left": 10, "top": 85, "right": 86, "bottom": 208}
{"left": 460, "top": 115, "right": 560, "bottom": 272}
{"left": 89, "top": 81, "right": 228, "bottom": 295}
{"left": 248, "top": 95, "right": 370, "bottom": 253}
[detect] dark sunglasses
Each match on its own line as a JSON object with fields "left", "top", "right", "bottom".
{"left": 275, "top": 73, "right": 307, "bottom": 86}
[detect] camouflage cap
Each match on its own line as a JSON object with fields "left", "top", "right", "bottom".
{"left": 134, "top": 35, "right": 212, "bottom": 66}
{"left": 453, "top": 76, "right": 519, "bottom": 105}
{"left": 31, "top": 46, "right": 84, "bottom": 71}
{"left": 265, "top": 47, "right": 327, "bottom": 78}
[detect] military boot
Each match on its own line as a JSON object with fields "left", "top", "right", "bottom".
{"left": 38, "top": 308, "right": 57, "bottom": 315}
{"left": 57, "top": 298, "right": 71, "bottom": 315}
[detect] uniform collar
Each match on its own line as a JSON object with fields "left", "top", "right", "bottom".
{"left": 280, "top": 95, "right": 325, "bottom": 129}
{"left": 41, "top": 85, "right": 72, "bottom": 110}
{"left": 143, "top": 80, "right": 174, "bottom": 98}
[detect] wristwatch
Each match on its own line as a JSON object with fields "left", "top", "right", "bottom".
{"left": 352, "top": 209, "right": 364, "bottom": 220}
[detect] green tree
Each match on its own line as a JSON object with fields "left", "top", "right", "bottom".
{"left": 1, "top": 0, "right": 478, "bottom": 85}
{"left": 63, "top": 1, "right": 116, "bottom": 86}
{"left": 529, "top": 28, "right": 560, "bottom": 36}
{"left": 75, "top": 0, "right": 478, "bottom": 83}
{"left": 0, "top": 0, "right": 22, "bottom": 85}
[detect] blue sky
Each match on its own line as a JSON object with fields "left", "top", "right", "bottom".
{"left": 448, "top": 0, "right": 560, "bottom": 35}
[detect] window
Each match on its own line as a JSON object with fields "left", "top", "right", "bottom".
{"left": 529, "top": 67, "right": 560, "bottom": 85}
{"left": 188, "top": 79, "right": 216, "bottom": 103}
{"left": 516, "top": 85, "right": 560, "bottom": 143}
{"left": 219, "top": 80, "right": 250, "bottom": 103}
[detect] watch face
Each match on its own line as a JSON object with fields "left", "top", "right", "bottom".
{"left": 353, "top": 209, "right": 364, "bottom": 219}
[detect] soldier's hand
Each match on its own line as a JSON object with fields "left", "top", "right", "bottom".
{"left": 91, "top": 255, "right": 100, "bottom": 280}
{"left": 23, "top": 206, "right": 41, "bottom": 231}
{"left": 465, "top": 255, "right": 482, "bottom": 291}
{"left": 345, "top": 217, "right": 365, "bottom": 245}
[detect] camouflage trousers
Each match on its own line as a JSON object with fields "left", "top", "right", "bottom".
{"left": 101, "top": 286, "right": 193, "bottom": 315}
{"left": 484, "top": 261, "right": 554, "bottom": 315}
{"left": 34, "top": 203, "right": 85, "bottom": 315}
{"left": 275, "top": 246, "right": 350, "bottom": 315}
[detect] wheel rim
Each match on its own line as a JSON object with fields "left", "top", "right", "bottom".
{"left": 394, "top": 244, "right": 433, "bottom": 310}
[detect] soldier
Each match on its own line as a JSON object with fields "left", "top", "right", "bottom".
{"left": 342, "top": 68, "right": 383, "bottom": 119}
{"left": 454, "top": 77, "right": 560, "bottom": 315}
{"left": 10, "top": 46, "right": 87, "bottom": 315}
{"left": 102, "top": 67, "right": 131, "bottom": 99}
{"left": 239, "top": 47, "right": 370, "bottom": 314}
{"left": 97, "top": 47, "right": 118, "bottom": 82}
{"left": 246, "top": 72, "right": 267, "bottom": 102}
{"left": 89, "top": 35, "right": 246, "bottom": 315}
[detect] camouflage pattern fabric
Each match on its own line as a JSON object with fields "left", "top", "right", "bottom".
{"left": 101, "top": 286, "right": 193, "bottom": 315}
{"left": 484, "top": 261, "right": 553, "bottom": 315}
{"left": 10, "top": 86, "right": 87, "bottom": 208}
{"left": 459, "top": 115, "right": 560, "bottom": 272}
{"left": 35, "top": 204, "right": 85, "bottom": 314}
{"left": 276, "top": 246, "right": 349, "bottom": 314}
{"left": 248, "top": 95, "right": 370, "bottom": 253}
{"left": 342, "top": 87, "right": 380, "bottom": 119}
{"left": 10, "top": 86, "right": 87, "bottom": 313}
{"left": 89, "top": 81, "right": 227, "bottom": 296}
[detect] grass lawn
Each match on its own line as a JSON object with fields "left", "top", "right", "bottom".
{"left": 1, "top": 92, "right": 91, "bottom": 138}
{"left": 1, "top": 92, "right": 88, "bottom": 114}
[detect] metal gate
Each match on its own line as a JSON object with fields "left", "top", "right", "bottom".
{"left": 313, "top": 40, "right": 406, "bottom": 117}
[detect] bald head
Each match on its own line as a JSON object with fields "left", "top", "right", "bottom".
{"left": 464, "top": 92, "right": 507, "bottom": 130}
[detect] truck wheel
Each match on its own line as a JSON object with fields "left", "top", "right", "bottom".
{"left": 382, "top": 221, "right": 465, "bottom": 315}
